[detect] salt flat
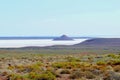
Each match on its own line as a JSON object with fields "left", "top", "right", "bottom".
{"left": 0, "top": 39, "right": 87, "bottom": 48}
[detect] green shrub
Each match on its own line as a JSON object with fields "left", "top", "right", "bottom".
{"left": 66, "top": 57, "right": 81, "bottom": 62}
{"left": 97, "top": 61, "right": 106, "bottom": 65}
{"left": 107, "top": 59, "right": 120, "bottom": 65}
{"left": 9, "top": 74, "right": 28, "bottom": 80}
{"left": 28, "top": 71, "right": 56, "bottom": 80}
{"left": 107, "top": 54, "right": 116, "bottom": 58}
{"left": 107, "top": 54, "right": 120, "bottom": 59}
{"left": 16, "top": 62, "right": 42, "bottom": 73}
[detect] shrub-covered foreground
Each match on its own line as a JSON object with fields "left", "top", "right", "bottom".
{"left": 0, "top": 53, "right": 120, "bottom": 80}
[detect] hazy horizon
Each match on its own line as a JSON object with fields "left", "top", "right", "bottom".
{"left": 0, "top": 0, "right": 120, "bottom": 37}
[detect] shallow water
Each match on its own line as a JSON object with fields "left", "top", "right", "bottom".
{"left": 0, "top": 39, "right": 87, "bottom": 48}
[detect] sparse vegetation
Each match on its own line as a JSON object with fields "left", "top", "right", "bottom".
{"left": 0, "top": 51, "right": 120, "bottom": 80}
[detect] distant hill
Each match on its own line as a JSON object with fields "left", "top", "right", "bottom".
{"left": 75, "top": 38, "right": 120, "bottom": 47}
{"left": 53, "top": 35, "right": 74, "bottom": 41}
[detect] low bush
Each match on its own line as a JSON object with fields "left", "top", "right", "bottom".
{"left": 66, "top": 56, "right": 81, "bottom": 62}
{"left": 69, "top": 70, "right": 84, "bottom": 79}
{"left": 60, "top": 69, "right": 70, "bottom": 74}
{"left": 107, "top": 59, "right": 120, "bottom": 65}
{"left": 9, "top": 74, "right": 28, "bottom": 80}
{"left": 113, "top": 66, "right": 120, "bottom": 72}
{"left": 28, "top": 71, "right": 56, "bottom": 80}
{"left": 96, "top": 60, "right": 106, "bottom": 65}
{"left": 84, "top": 71, "right": 96, "bottom": 79}
{"left": 103, "top": 71, "right": 120, "bottom": 80}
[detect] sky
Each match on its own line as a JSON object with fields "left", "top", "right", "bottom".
{"left": 0, "top": 0, "right": 120, "bottom": 37}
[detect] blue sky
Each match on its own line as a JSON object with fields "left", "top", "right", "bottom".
{"left": 0, "top": 0, "right": 120, "bottom": 37}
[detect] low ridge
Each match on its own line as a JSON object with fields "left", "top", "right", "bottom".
{"left": 75, "top": 38, "right": 120, "bottom": 47}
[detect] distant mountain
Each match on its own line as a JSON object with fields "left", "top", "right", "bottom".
{"left": 75, "top": 38, "right": 120, "bottom": 47}
{"left": 53, "top": 35, "right": 74, "bottom": 41}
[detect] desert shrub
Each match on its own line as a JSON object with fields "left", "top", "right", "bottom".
{"left": 90, "top": 69, "right": 101, "bottom": 76}
{"left": 28, "top": 72, "right": 36, "bottom": 79}
{"left": 1, "top": 71, "right": 9, "bottom": 76}
{"left": 28, "top": 63, "right": 41, "bottom": 71}
{"left": 60, "top": 69, "right": 70, "bottom": 74}
{"left": 106, "top": 66, "right": 114, "bottom": 71}
{"left": 69, "top": 70, "right": 84, "bottom": 79}
{"left": 52, "top": 62, "right": 63, "bottom": 69}
{"left": 9, "top": 74, "right": 28, "bottom": 80}
{"left": 107, "top": 54, "right": 120, "bottom": 59}
{"left": 107, "top": 59, "right": 120, "bottom": 65}
{"left": 8, "top": 64, "right": 15, "bottom": 70}
{"left": 16, "top": 62, "right": 42, "bottom": 73}
{"left": 113, "top": 66, "right": 120, "bottom": 72}
{"left": 107, "top": 54, "right": 116, "bottom": 58}
{"left": 49, "top": 70, "right": 61, "bottom": 78}
{"left": 28, "top": 71, "right": 56, "bottom": 80}
{"left": 66, "top": 56, "right": 81, "bottom": 62}
{"left": 103, "top": 71, "right": 120, "bottom": 80}
{"left": 96, "top": 60, "right": 106, "bottom": 65}
{"left": 84, "top": 71, "right": 96, "bottom": 79}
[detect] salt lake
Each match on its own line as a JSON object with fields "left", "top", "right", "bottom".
{"left": 0, "top": 39, "right": 87, "bottom": 48}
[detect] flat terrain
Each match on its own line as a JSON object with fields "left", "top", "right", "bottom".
{"left": 0, "top": 51, "right": 120, "bottom": 80}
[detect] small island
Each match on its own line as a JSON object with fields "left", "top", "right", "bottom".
{"left": 53, "top": 35, "right": 74, "bottom": 41}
